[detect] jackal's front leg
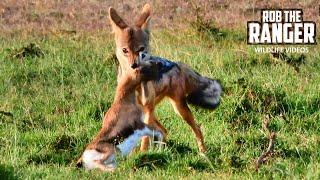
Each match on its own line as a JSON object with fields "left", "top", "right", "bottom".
{"left": 140, "top": 107, "right": 167, "bottom": 151}
{"left": 139, "top": 82, "right": 167, "bottom": 151}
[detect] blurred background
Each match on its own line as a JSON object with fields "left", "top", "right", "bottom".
{"left": 0, "top": 0, "right": 319, "bottom": 35}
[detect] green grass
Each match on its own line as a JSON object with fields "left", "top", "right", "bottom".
{"left": 0, "top": 29, "right": 319, "bottom": 179}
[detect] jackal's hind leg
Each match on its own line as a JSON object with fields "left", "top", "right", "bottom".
{"left": 169, "top": 97, "right": 206, "bottom": 153}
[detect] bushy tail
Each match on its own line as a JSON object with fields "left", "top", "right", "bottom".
{"left": 181, "top": 64, "right": 222, "bottom": 109}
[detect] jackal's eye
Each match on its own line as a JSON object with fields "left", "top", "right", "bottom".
{"left": 122, "top": 48, "right": 128, "bottom": 54}
{"left": 138, "top": 47, "right": 145, "bottom": 52}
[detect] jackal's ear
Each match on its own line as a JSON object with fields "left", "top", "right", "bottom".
{"left": 135, "top": 4, "right": 151, "bottom": 33}
{"left": 109, "top": 7, "right": 128, "bottom": 31}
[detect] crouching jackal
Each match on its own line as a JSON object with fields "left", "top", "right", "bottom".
{"left": 76, "top": 57, "right": 163, "bottom": 172}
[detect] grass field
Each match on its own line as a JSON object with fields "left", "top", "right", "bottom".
{"left": 1, "top": 1, "right": 320, "bottom": 179}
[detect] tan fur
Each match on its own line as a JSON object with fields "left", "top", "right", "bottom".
{"left": 77, "top": 60, "right": 163, "bottom": 171}
{"left": 109, "top": 4, "right": 209, "bottom": 152}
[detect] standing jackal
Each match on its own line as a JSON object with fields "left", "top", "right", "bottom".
{"left": 108, "top": 4, "right": 222, "bottom": 152}
{"left": 76, "top": 58, "right": 163, "bottom": 172}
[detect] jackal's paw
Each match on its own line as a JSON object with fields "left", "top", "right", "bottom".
{"left": 153, "top": 132, "right": 166, "bottom": 149}
{"left": 199, "top": 145, "right": 207, "bottom": 153}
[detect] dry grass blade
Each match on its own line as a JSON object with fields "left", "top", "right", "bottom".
{"left": 255, "top": 115, "right": 277, "bottom": 170}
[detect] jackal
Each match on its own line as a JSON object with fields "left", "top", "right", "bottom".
{"left": 108, "top": 4, "right": 222, "bottom": 152}
{"left": 76, "top": 57, "right": 163, "bottom": 172}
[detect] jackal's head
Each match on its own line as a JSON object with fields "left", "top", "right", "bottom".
{"left": 108, "top": 4, "right": 151, "bottom": 71}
